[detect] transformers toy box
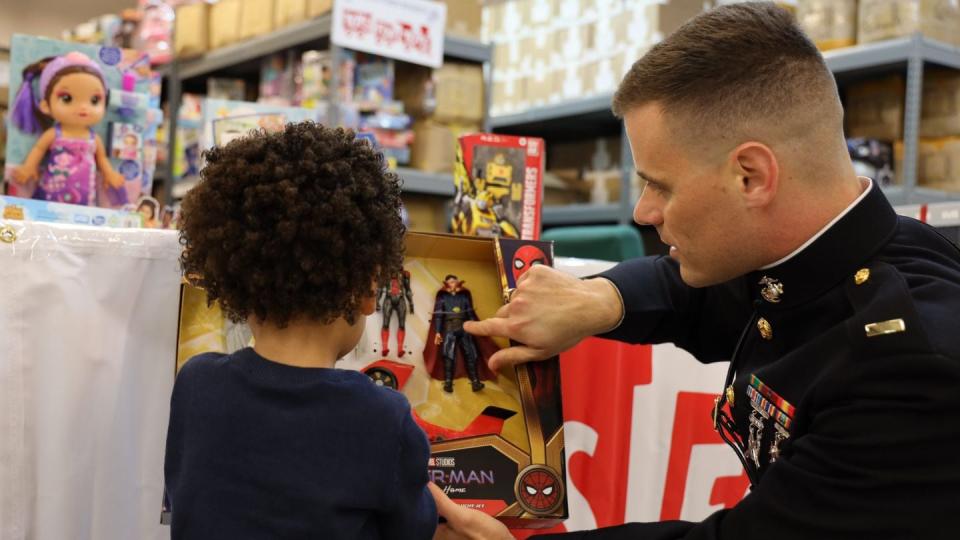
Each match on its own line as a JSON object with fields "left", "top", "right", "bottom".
{"left": 172, "top": 232, "right": 567, "bottom": 528}
{"left": 453, "top": 133, "right": 545, "bottom": 241}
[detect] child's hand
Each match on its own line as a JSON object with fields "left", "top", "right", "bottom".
{"left": 429, "top": 483, "right": 512, "bottom": 540}
{"left": 12, "top": 165, "right": 38, "bottom": 184}
{"left": 105, "top": 170, "right": 126, "bottom": 189}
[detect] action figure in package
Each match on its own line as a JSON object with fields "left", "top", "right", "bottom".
{"left": 452, "top": 134, "right": 544, "bottom": 240}
{"left": 423, "top": 274, "right": 497, "bottom": 393}
{"left": 377, "top": 268, "right": 414, "bottom": 358}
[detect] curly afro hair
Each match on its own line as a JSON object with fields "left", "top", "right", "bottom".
{"left": 179, "top": 122, "right": 405, "bottom": 327}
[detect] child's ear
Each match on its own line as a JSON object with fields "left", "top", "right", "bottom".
{"left": 39, "top": 100, "right": 51, "bottom": 116}
{"left": 359, "top": 293, "right": 377, "bottom": 316}
{"left": 358, "top": 279, "right": 378, "bottom": 316}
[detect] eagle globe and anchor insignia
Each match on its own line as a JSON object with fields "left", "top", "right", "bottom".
{"left": 759, "top": 276, "right": 784, "bottom": 303}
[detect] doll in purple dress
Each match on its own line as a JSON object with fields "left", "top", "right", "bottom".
{"left": 10, "top": 51, "right": 125, "bottom": 206}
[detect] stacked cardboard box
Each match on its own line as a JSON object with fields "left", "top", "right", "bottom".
{"left": 442, "top": 0, "right": 483, "bottom": 39}
{"left": 175, "top": 2, "right": 210, "bottom": 59}
{"left": 195, "top": 0, "right": 331, "bottom": 57}
{"left": 485, "top": 0, "right": 708, "bottom": 116}
{"left": 845, "top": 75, "right": 904, "bottom": 141}
{"left": 921, "top": 68, "right": 960, "bottom": 139}
{"left": 797, "top": 0, "right": 857, "bottom": 51}
{"left": 209, "top": 0, "right": 243, "bottom": 49}
{"left": 858, "top": 0, "right": 960, "bottom": 47}
{"left": 396, "top": 62, "right": 485, "bottom": 173}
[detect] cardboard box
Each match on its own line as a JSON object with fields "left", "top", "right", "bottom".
{"left": 174, "top": 232, "right": 568, "bottom": 527}
{"left": 437, "top": 63, "right": 484, "bottom": 122}
{"left": 844, "top": 75, "right": 904, "bottom": 141}
{"left": 453, "top": 134, "right": 545, "bottom": 240}
{"left": 584, "top": 168, "right": 624, "bottom": 204}
{"left": 797, "top": 0, "right": 857, "bottom": 51}
{"left": 397, "top": 62, "right": 484, "bottom": 123}
{"left": 442, "top": 0, "right": 483, "bottom": 39}
{"left": 918, "top": 137, "right": 960, "bottom": 191}
{"left": 528, "top": 0, "right": 557, "bottom": 25}
{"left": 921, "top": 68, "right": 960, "bottom": 138}
{"left": 174, "top": 2, "right": 209, "bottom": 59}
{"left": 402, "top": 193, "right": 448, "bottom": 232}
{"left": 410, "top": 120, "right": 481, "bottom": 173}
{"left": 627, "top": 0, "right": 709, "bottom": 46}
{"left": 274, "top": 0, "right": 307, "bottom": 28}
{"left": 307, "top": 0, "right": 332, "bottom": 17}
{"left": 543, "top": 169, "right": 590, "bottom": 206}
{"left": 526, "top": 68, "right": 553, "bottom": 108}
{"left": 209, "top": 0, "right": 242, "bottom": 49}
{"left": 858, "top": 0, "right": 960, "bottom": 47}
{"left": 239, "top": 0, "right": 275, "bottom": 40}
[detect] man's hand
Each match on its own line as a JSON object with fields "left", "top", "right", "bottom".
{"left": 430, "top": 483, "right": 512, "bottom": 540}
{"left": 465, "top": 265, "right": 623, "bottom": 371}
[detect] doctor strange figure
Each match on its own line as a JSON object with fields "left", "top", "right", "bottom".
{"left": 423, "top": 274, "right": 498, "bottom": 393}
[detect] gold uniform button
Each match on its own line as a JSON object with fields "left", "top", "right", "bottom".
{"left": 725, "top": 385, "right": 736, "bottom": 407}
{"left": 757, "top": 317, "right": 773, "bottom": 340}
{"left": 855, "top": 268, "right": 870, "bottom": 285}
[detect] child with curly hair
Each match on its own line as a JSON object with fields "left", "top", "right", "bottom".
{"left": 165, "top": 122, "right": 435, "bottom": 539}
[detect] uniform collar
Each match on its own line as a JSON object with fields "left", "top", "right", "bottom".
{"left": 746, "top": 178, "right": 898, "bottom": 309}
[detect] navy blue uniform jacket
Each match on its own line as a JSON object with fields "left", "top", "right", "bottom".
{"left": 540, "top": 184, "right": 960, "bottom": 539}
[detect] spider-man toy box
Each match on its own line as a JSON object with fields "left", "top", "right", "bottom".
{"left": 172, "top": 232, "right": 567, "bottom": 528}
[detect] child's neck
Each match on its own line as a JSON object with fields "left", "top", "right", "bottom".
{"left": 250, "top": 317, "right": 348, "bottom": 369}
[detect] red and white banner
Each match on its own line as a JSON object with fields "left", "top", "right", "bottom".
{"left": 512, "top": 341, "right": 748, "bottom": 538}
{"left": 509, "top": 260, "right": 752, "bottom": 537}
{"left": 332, "top": 0, "right": 446, "bottom": 68}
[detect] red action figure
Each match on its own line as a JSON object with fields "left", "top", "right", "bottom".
{"left": 376, "top": 268, "right": 414, "bottom": 358}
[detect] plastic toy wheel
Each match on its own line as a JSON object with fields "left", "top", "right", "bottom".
{"left": 365, "top": 367, "right": 398, "bottom": 389}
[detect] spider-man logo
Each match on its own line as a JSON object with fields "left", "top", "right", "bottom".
{"left": 512, "top": 244, "right": 547, "bottom": 283}
{"left": 514, "top": 465, "right": 564, "bottom": 515}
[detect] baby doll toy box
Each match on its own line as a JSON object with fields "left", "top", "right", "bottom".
{"left": 174, "top": 232, "right": 568, "bottom": 528}
{"left": 4, "top": 34, "right": 159, "bottom": 209}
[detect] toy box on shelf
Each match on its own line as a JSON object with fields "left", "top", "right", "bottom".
{"left": 4, "top": 35, "right": 161, "bottom": 210}
{"left": 1, "top": 195, "right": 142, "bottom": 228}
{"left": 453, "top": 134, "right": 545, "bottom": 241}
{"left": 173, "top": 232, "right": 567, "bottom": 528}
{"left": 200, "top": 98, "right": 321, "bottom": 149}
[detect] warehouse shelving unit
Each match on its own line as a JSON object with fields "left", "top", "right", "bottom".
{"left": 490, "top": 34, "right": 960, "bottom": 228}
{"left": 160, "top": 14, "right": 490, "bottom": 202}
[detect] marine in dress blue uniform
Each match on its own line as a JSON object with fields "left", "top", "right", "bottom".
{"left": 541, "top": 182, "right": 960, "bottom": 538}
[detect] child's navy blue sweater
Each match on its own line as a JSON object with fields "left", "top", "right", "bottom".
{"left": 164, "top": 347, "right": 437, "bottom": 539}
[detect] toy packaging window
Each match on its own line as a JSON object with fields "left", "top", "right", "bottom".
{"left": 173, "top": 232, "right": 567, "bottom": 528}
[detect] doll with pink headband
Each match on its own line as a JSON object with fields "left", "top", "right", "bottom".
{"left": 10, "top": 51, "right": 125, "bottom": 206}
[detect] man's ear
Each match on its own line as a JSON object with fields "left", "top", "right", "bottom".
{"left": 730, "top": 142, "right": 779, "bottom": 209}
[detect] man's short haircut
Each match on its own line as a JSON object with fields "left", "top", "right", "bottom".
{"left": 613, "top": 2, "right": 839, "bottom": 140}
